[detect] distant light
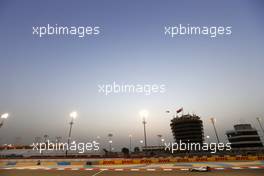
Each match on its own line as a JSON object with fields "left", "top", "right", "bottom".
{"left": 109, "top": 140, "right": 113, "bottom": 143}
{"left": 206, "top": 135, "right": 210, "bottom": 139}
{"left": 210, "top": 117, "right": 216, "bottom": 123}
{"left": 140, "top": 140, "right": 144, "bottom": 144}
{"left": 161, "top": 138, "right": 165, "bottom": 142}
{"left": 70, "top": 111, "right": 78, "bottom": 119}
{"left": 1, "top": 113, "right": 9, "bottom": 119}
{"left": 139, "top": 110, "right": 149, "bottom": 118}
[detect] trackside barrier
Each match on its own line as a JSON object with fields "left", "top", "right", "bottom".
{"left": 16, "top": 161, "right": 37, "bottom": 166}
{"left": 1, "top": 155, "right": 264, "bottom": 166}
{"left": 71, "top": 161, "right": 86, "bottom": 165}
{"left": 57, "top": 161, "right": 71, "bottom": 165}
{"left": 257, "top": 156, "right": 264, "bottom": 160}
{"left": 6, "top": 161, "right": 17, "bottom": 166}
{"left": 99, "top": 155, "right": 264, "bottom": 165}
{"left": 0, "top": 162, "right": 6, "bottom": 166}
{"left": 41, "top": 161, "right": 57, "bottom": 166}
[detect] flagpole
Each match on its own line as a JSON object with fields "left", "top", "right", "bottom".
{"left": 176, "top": 107, "right": 183, "bottom": 117}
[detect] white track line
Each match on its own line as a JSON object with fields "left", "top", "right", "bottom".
{"left": 214, "top": 167, "right": 225, "bottom": 170}
{"left": 43, "top": 168, "right": 51, "bottom": 170}
{"left": 2, "top": 166, "right": 263, "bottom": 171}
{"left": 130, "top": 168, "right": 139, "bottom": 171}
{"left": 232, "top": 167, "right": 242, "bottom": 169}
{"left": 57, "top": 168, "right": 65, "bottom": 170}
{"left": 92, "top": 170, "right": 104, "bottom": 176}
{"left": 16, "top": 168, "right": 24, "bottom": 170}
{"left": 147, "top": 168, "right": 156, "bottom": 171}
{"left": 248, "top": 166, "right": 260, "bottom": 169}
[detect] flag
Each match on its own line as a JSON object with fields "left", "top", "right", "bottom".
{"left": 176, "top": 108, "right": 183, "bottom": 114}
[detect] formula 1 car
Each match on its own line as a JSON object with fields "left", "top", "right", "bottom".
{"left": 189, "top": 166, "right": 211, "bottom": 172}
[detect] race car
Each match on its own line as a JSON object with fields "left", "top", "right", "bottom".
{"left": 189, "top": 166, "right": 211, "bottom": 172}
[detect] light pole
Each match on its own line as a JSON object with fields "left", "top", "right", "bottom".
{"left": 34, "top": 137, "right": 41, "bottom": 143}
{"left": 210, "top": 118, "right": 220, "bottom": 143}
{"left": 96, "top": 136, "right": 101, "bottom": 141}
{"left": 140, "top": 110, "right": 149, "bottom": 148}
{"left": 205, "top": 135, "right": 210, "bottom": 143}
{"left": 157, "top": 134, "right": 162, "bottom": 146}
{"left": 108, "top": 133, "right": 113, "bottom": 152}
{"left": 256, "top": 117, "right": 264, "bottom": 135}
{"left": 109, "top": 140, "right": 113, "bottom": 152}
{"left": 129, "top": 134, "right": 132, "bottom": 153}
{"left": 139, "top": 140, "right": 144, "bottom": 148}
{"left": 66, "top": 111, "right": 77, "bottom": 156}
{"left": 0, "top": 113, "right": 9, "bottom": 128}
{"left": 43, "top": 134, "right": 49, "bottom": 143}
{"left": 161, "top": 138, "right": 165, "bottom": 146}
{"left": 56, "top": 136, "right": 62, "bottom": 143}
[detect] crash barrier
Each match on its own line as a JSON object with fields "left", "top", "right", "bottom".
{"left": 99, "top": 155, "right": 264, "bottom": 165}
{"left": 6, "top": 161, "right": 17, "bottom": 165}
{"left": 57, "top": 161, "right": 71, "bottom": 165}
{"left": 16, "top": 161, "right": 38, "bottom": 166}
{"left": 0, "top": 159, "right": 99, "bottom": 166}
{"left": 0, "top": 155, "right": 264, "bottom": 166}
{"left": 40, "top": 161, "right": 57, "bottom": 166}
{"left": 71, "top": 161, "right": 86, "bottom": 165}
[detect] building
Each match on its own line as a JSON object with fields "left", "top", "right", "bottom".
{"left": 226, "top": 124, "right": 263, "bottom": 149}
{"left": 170, "top": 114, "right": 204, "bottom": 144}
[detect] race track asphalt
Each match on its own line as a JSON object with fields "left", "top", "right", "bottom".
{"left": 1, "top": 169, "right": 264, "bottom": 176}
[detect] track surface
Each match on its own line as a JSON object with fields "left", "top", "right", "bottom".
{"left": 1, "top": 169, "right": 264, "bottom": 176}
{"left": 1, "top": 161, "right": 263, "bottom": 175}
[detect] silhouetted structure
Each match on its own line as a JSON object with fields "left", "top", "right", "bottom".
{"left": 226, "top": 124, "right": 263, "bottom": 148}
{"left": 170, "top": 114, "right": 204, "bottom": 143}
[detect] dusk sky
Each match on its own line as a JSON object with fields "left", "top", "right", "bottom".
{"left": 0, "top": 0, "right": 264, "bottom": 150}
